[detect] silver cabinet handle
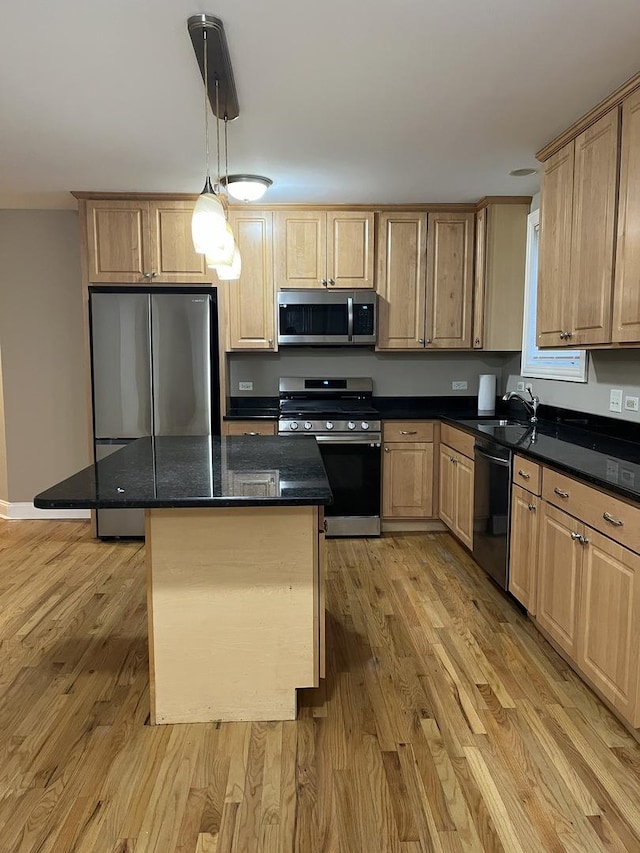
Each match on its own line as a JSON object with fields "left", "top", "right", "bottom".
{"left": 418, "top": 338, "right": 425, "bottom": 344}
{"left": 517, "top": 470, "right": 531, "bottom": 480}
{"left": 554, "top": 487, "right": 569, "bottom": 498}
{"left": 384, "top": 446, "right": 390, "bottom": 452}
{"left": 268, "top": 338, "right": 274, "bottom": 347}
{"left": 243, "top": 432, "right": 259, "bottom": 436}
{"left": 559, "top": 332, "right": 566, "bottom": 340}
{"left": 320, "top": 278, "right": 327, "bottom": 287}
{"left": 425, "top": 338, "right": 432, "bottom": 344}
{"left": 570, "top": 531, "right": 581, "bottom": 540}
{"left": 323, "top": 519, "right": 328, "bottom": 533}
{"left": 565, "top": 331, "right": 573, "bottom": 338}
{"left": 329, "top": 278, "right": 336, "bottom": 286}
{"left": 400, "top": 430, "right": 417, "bottom": 435}
{"left": 603, "top": 512, "right": 624, "bottom": 527}
{"left": 528, "top": 503, "right": 536, "bottom": 512}
{"left": 475, "top": 337, "right": 481, "bottom": 346}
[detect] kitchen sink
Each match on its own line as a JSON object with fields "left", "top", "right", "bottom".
{"left": 459, "top": 418, "right": 527, "bottom": 428}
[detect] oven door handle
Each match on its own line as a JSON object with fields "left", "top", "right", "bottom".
{"left": 314, "top": 435, "right": 381, "bottom": 445}
{"left": 475, "top": 446, "right": 510, "bottom": 467}
{"left": 347, "top": 297, "right": 354, "bottom": 342}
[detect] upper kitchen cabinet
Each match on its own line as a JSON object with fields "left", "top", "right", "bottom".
{"left": 474, "top": 202, "right": 529, "bottom": 350}
{"left": 613, "top": 89, "right": 640, "bottom": 343}
{"left": 83, "top": 198, "right": 210, "bottom": 284}
{"left": 223, "top": 209, "right": 276, "bottom": 351}
{"left": 376, "top": 210, "right": 474, "bottom": 349}
{"left": 274, "top": 210, "right": 375, "bottom": 289}
{"left": 537, "top": 106, "right": 620, "bottom": 348}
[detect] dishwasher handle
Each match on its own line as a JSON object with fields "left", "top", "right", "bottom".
{"left": 475, "top": 446, "right": 510, "bottom": 467}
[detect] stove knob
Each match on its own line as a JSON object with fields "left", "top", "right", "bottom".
{"left": 289, "top": 421, "right": 299, "bottom": 431}
{"left": 347, "top": 421, "right": 356, "bottom": 430}
{"left": 326, "top": 421, "right": 334, "bottom": 430}
{"left": 304, "top": 421, "right": 313, "bottom": 431}
{"left": 361, "top": 421, "right": 370, "bottom": 430}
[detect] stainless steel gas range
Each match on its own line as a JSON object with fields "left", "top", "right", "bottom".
{"left": 278, "top": 377, "right": 381, "bottom": 537}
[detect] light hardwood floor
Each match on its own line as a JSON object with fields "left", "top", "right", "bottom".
{"left": 1, "top": 519, "right": 640, "bottom": 852}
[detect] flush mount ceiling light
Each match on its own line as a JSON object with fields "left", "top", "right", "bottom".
{"left": 221, "top": 174, "right": 273, "bottom": 203}
{"left": 509, "top": 168, "right": 538, "bottom": 177}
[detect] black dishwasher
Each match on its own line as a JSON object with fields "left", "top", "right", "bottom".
{"left": 472, "top": 439, "right": 512, "bottom": 589}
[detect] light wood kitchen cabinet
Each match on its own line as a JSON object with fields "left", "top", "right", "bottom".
{"left": 222, "top": 421, "right": 277, "bottom": 436}
{"left": 537, "top": 502, "right": 583, "bottom": 659}
{"left": 377, "top": 211, "right": 474, "bottom": 349}
{"left": 274, "top": 210, "right": 375, "bottom": 289}
{"left": 473, "top": 203, "right": 529, "bottom": 350}
{"left": 439, "top": 439, "right": 474, "bottom": 549}
{"left": 225, "top": 209, "right": 275, "bottom": 350}
{"left": 382, "top": 421, "right": 436, "bottom": 519}
{"left": 509, "top": 486, "right": 539, "bottom": 614}
{"left": 537, "top": 108, "right": 620, "bottom": 347}
{"left": 85, "top": 199, "right": 210, "bottom": 284}
{"left": 613, "top": 88, "right": 640, "bottom": 343}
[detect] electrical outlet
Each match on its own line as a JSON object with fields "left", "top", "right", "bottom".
{"left": 452, "top": 380, "right": 468, "bottom": 391}
{"left": 609, "top": 388, "right": 623, "bottom": 413}
{"left": 620, "top": 466, "right": 636, "bottom": 488}
{"left": 238, "top": 381, "right": 253, "bottom": 391}
{"left": 624, "top": 395, "right": 639, "bottom": 412}
{"left": 606, "top": 458, "right": 619, "bottom": 480}
{"left": 516, "top": 381, "right": 525, "bottom": 392}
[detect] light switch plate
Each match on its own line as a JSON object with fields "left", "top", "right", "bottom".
{"left": 452, "top": 380, "right": 468, "bottom": 391}
{"left": 239, "top": 381, "right": 253, "bottom": 391}
{"left": 609, "top": 389, "right": 623, "bottom": 413}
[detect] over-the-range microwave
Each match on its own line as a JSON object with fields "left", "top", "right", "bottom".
{"left": 277, "top": 290, "right": 377, "bottom": 346}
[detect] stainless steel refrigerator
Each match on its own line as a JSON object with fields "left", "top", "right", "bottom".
{"left": 89, "top": 286, "right": 220, "bottom": 538}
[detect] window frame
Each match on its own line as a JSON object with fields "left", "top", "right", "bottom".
{"left": 520, "top": 209, "right": 588, "bottom": 382}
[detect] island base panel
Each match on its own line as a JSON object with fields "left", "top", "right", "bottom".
{"left": 146, "top": 506, "right": 322, "bottom": 723}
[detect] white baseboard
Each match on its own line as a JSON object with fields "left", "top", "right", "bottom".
{"left": 0, "top": 500, "right": 90, "bottom": 521}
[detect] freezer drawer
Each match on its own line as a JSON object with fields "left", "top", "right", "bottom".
{"left": 95, "top": 443, "right": 144, "bottom": 538}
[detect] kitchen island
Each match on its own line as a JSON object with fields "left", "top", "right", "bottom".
{"left": 35, "top": 436, "right": 332, "bottom": 723}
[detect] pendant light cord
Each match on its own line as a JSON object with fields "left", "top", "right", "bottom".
{"left": 224, "top": 118, "right": 230, "bottom": 197}
{"left": 215, "top": 79, "right": 221, "bottom": 195}
{"left": 202, "top": 29, "right": 212, "bottom": 192}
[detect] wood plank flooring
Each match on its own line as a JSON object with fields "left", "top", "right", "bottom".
{"left": 1, "top": 519, "right": 640, "bottom": 851}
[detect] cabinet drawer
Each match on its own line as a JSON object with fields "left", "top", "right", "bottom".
{"left": 383, "top": 421, "right": 434, "bottom": 443}
{"left": 223, "top": 421, "right": 277, "bottom": 436}
{"left": 512, "top": 454, "right": 542, "bottom": 495}
{"left": 543, "top": 468, "right": 640, "bottom": 553}
{"left": 440, "top": 424, "right": 475, "bottom": 460}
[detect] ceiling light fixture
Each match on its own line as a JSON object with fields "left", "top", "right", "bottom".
{"left": 509, "top": 168, "right": 537, "bottom": 177}
{"left": 222, "top": 175, "right": 273, "bottom": 203}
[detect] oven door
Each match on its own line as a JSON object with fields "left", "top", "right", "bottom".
{"left": 315, "top": 436, "right": 381, "bottom": 537}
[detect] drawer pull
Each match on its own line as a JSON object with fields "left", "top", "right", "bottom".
{"left": 243, "top": 432, "right": 259, "bottom": 436}
{"left": 400, "top": 430, "right": 417, "bottom": 436}
{"left": 518, "top": 470, "right": 531, "bottom": 480}
{"left": 554, "top": 487, "right": 569, "bottom": 499}
{"left": 603, "top": 511, "right": 624, "bottom": 527}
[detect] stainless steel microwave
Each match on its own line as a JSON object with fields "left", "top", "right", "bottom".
{"left": 277, "top": 290, "right": 377, "bottom": 346}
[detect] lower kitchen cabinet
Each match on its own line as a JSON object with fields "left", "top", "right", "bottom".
{"left": 439, "top": 442, "right": 474, "bottom": 549}
{"left": 536, "top": 502, "right": 583, "bottom": 659}
{"left": 222, "top": 421, "right": 277, "bottom": 436}
{"left": 382, "top": 421, "right": 435, "bottom": 519}
{"left": 508, "top": 486, "right": 539, "bottom": 614}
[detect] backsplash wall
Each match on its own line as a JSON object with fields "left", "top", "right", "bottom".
{"left": 504, "top": 349, "right": 640, "bottom": 424}
{"left": 229, "top": 350, "right": 513, "bottom": 397}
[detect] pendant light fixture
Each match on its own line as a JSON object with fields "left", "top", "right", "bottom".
{"left": 207, "top": 117, "right": 241, "bottom": 278}
{"left": 190, "top": 18, "right": 232, "bottom": 261}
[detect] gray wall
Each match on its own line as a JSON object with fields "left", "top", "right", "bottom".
{"left": 0, "top": 344, "right": 8, "bottom": 503}
{"left": 504, "top": 350, "right": 640, "bottom": 424}
{"left": 229, "top": 350, "right": 513, "bottom": 397}
{"left": 0, "top": 211, "right": 89, "bottom": 503}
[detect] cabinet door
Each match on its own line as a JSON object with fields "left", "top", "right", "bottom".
{"left": 537, "top": 144, "right": 574, "bottom": 347}
{"left": 509, "top": 487, "right": 539, "bottom": 614}
{"left": 537, "top": 503, "right": 582, "bottom": 658}
{"left": 425, "top": 212, "right": 474, "bottom": 348}
{"left": 85, "top": 200, "right": 149, "bottom": 283}
{"left": 226, "top": 210, "right": 275, "bottom": 350}
{"left": 577, "top": 529, "right": 640, "bottom": 725}
{"left": 376, "top": 213, "right": 427, "bottom": 349}
{"left": 454, "top": 453, "right": 474, "bottom": 549}
{"left": 569, "top": 108, "right": 620, "bottom": 346}
{"left": 613, "top": 90, "right": 640, "bottom": 343}
{"left": 382, "top": 442, "right": 434, "bottom": 518}
{"left": 274, "top": 211, "right": 326, "bottom": 289}
{"left": 327, "top": 211, "right": 375, "bottom": 289}
{"left": 438, "top": 444, "right": 456, "bottom": 530}
{"left": 148, "top": 200, "right": 210, "bottom": 282}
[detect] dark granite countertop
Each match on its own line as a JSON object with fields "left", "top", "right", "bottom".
{"left": 34, "top": 436, "right": 332, "bottom": 509}
{"left": 224, "top": 396, "right": 279, "bottom": 421}
{"left": 374, "top": 395, "right": 481, "bottom": 420}
{"left": 445, "top": 417, "right": 640, "bottom": 502}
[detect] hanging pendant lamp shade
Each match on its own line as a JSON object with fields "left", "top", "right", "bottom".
{"left": 211, "top": 243, "right": 242, "bottom": 280}
{"left": 192, "top": 177, "right": 227, "bottom": 256}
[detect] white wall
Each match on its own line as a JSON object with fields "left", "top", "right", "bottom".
{"left": 229, "top": 350, "right": 513, "bottom": 397}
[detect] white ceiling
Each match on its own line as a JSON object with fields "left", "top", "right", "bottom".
{"left": 2, "top": 0, "right": 640, "bottom": 209}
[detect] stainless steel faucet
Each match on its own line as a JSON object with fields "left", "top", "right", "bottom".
{"left": 502, "top": 388, "right": 540, "bottom": 423}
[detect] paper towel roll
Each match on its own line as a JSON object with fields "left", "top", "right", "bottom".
{"left": 478, "top": 374, "right": 497, "bottom": 415}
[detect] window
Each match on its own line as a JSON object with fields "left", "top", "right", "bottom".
{"left": 520, "top": 209, "right": 588, "bottom": 382}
